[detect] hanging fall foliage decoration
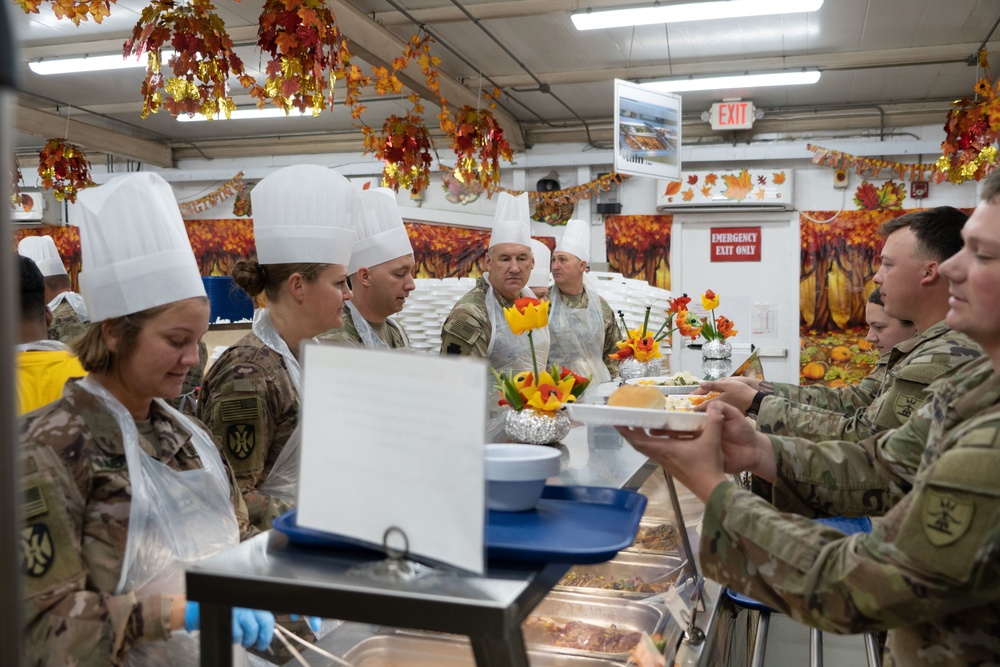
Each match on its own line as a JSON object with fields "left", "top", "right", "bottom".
{"left": 124, "top": 0, "right": 261, "bottom": 119}
{"left": 438, "top": 88, "right": 513, "bottom": 190}
{"left": 14, "top": 0, "right": 113, "bottom": 25}
{"left": 10, "top": 157, "right": 23, "bottom": 208}
{"left": 938, "top": 49, "right": 1000, "bottom": 183}
{"left": 38, "top": 139, "right": 96, "bottom": 203}
{"left": 360, "top": 35, "right": 443, "bottom": 194}
{"left": 256, "top": 0, "right": 363, "bottom": 115}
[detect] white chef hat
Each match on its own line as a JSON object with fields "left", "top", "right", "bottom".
{"left": 76, "top": 172, "right": 206, "bottom": 323}
{"left": 555, "top": 218, "right": 591, "bottom": 263}
{"left": 489, "top": 192, "right": 531, "bottom": 249}
{"left": 251, "top": 165, "right": 358, "bottom": 266}
{"left": 348, "top": 187, "right": 414, "bottom": 274}
{"left": 528, "top": 239, "right": 551, "bottom": 288}
{"left": 18, "top": 235, "right": 68, "bottom": 277}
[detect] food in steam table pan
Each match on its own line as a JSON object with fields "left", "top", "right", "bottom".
{"left": 559, "top": 569, "right": 679, "bottom": 594}
{"left": 632, "top": 523, "right": 680, "bottom": 552}
{"left": 637, "top": 371, "right": 701, "bottom": 387}
{"left": 522, "top": 616, "right": 642, "bottom": 653}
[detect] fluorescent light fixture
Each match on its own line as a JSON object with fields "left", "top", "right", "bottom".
{"left": 28, "top": 52, "right": 174, "bottom": 75}
{"left": 572, "top": 0, "right": 822, "bottom": 30}
{"left": 642, "top": 70, "right": 820, "bottom": 93}
{"left": 176, "top": 107, "right": 312, "bottom": 122}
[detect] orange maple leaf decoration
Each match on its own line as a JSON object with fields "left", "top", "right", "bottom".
{"left": 754, "top": 187, "right": 766, "bottom": 201}
{"left": 704, "top": 173, "right": 718, "bottom": 186}
{"left": 681, "top": 189, "right": 695, "bottom": 202}
{"left": 721, "top": 169, "right": 753, "bottom": 201}
{"left": 664, "top": 181, "right": 682, "bottom": 196}
{"left": 772, "top": 171, "right": 787, "bottom": 185}
{"left": 700, "top": 185, "right": 713, "bottom": 198}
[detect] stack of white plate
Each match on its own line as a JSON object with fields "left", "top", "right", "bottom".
{"left": 396, "top": 277, "right": 478, "bottom": 353}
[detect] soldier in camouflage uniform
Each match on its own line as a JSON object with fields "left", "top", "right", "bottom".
{"left": 17, "top": 235, "right": 90, "bottom": 342}
{"left": 704, "top": 207, "right": 979, "bottom": 443}
{"left": 617, "top": 173, "right": 1000, "bottom": 666}
{"left": 20, "top": 173, "right": 268, "bottom": 666}
{"left": 199, "top": 165, "right": 358, "bottom": 531}
{"left": 320, "top": 187, "right": 414, "bottom": 350}
{"left": 549, "top": 219, "right": 621, "bottom": 386}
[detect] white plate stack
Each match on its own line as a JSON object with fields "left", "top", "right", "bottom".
{"left": 396, "top": 277, "right": 478, "bottom": 353}
{"left": 587, "top": 271, "right": 673, "bottom": 343}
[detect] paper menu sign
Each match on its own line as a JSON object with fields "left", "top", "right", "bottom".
{"left": 296, "top": 343, "right": 488, "bottom": 574}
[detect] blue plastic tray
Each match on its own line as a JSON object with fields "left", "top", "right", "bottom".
{"left": 272, "top": 485, "right": 647, "bottom": 565}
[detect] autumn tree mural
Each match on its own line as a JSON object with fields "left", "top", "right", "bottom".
{"left": 604, "top": 214, "right": 672, "bottom": 289}
{"left": 405, "top": 221, "right": 556, "bottom": 279}
{"left": 13, "top": 227, "right": 82, "bottom": 291}
{"left": 183, "top": 219, "right": 257, "bottom": 276}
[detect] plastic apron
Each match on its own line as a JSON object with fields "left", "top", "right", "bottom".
{"left": 14, "top": 339, "right": 71, "bottom": 353}
{"left": 547, "top": 286, "right": 612, "bottom": 403}
{"left": 252, "top": 309, "right": 304, "bottom": 506}
{"left": 48, "top": 291, "right": 89, "bottom": 321}
{"left": 77, "top": 377, "right": 241, "bottom": 667}
{"left": 484, "top": 282, "right": 551, "bottom": 440}
{"left": 346, "top": 300, "right": 410, "bottom": 350}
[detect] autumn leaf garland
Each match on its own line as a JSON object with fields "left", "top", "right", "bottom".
{"left": 15, "top": 0, "right": 113, "bottom": 26}
{"left": 38, "top": 139, "right": 96, "bottom": 203}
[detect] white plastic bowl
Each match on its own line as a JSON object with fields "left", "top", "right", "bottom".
{"left": 485, "top": 443, "right": 561, "bottom": 512}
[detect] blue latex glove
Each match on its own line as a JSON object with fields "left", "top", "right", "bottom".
{"left": 232, "top": 608, "right": 276, "bottom": 651}
{"left": 290, "top": 614, "right": 323, "bottom": 633}
{"left": 185, "top": 601, "right": 200, "bottom": 632}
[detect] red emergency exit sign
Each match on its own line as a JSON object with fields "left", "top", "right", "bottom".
{"left": 710, "top": 227, "right": 761, "bottom": 262}
{"left": 709, "top": 100, "right": 755, "bottom": 130}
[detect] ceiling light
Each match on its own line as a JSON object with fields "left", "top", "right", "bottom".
{"left": 28, "top": 52, "right": 174, "bottom": 75}
{"left": 176, "top": 107, "right": 313, "bottom": 122}
{"left": 572, "top": 0, "right": 823, "bottom": 30}
{"left": 642, "top": 70, "right": 821, "bottom": 93}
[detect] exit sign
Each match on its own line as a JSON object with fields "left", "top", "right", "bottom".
{"left": 709, "top": 100, "right": 755, "bottom": 130}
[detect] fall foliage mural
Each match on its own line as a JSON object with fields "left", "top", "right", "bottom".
{"left": 13, "top": 227, "right": 82, "bottom": 291}
{"left": 184, "top": 219, "right": 257, "bottom": 276}
{"left": 604, "top": 214, "right": 672, "bottom": 289}
{"left": 405, "top": 221, "right": 554, "bottom": 279}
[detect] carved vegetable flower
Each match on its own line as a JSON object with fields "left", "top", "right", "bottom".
{"left": 701, "top": 290, "right": 720, "bottom": 311}
{"left": 504, "top": 297, "right": 550, "bottom": 335}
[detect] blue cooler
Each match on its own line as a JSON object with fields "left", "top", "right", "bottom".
{"left": 202, "top": 276, "right": 254, "bottom": 323}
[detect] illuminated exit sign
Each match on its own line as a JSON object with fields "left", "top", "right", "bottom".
{"left": 709, "top": 100, "right": 755, "bottom": 130}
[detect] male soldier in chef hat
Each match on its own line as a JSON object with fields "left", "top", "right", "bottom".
{"left": 548, "top": 218, "right": 621, "bottom": 388}
{"left": 18, "top": 235, "right": 90, "bottom": 342}
{"left": 528, "top": 239, "right": 552, "bottom": 301}
{"left": 320, "top": 187, "right": 415, "bottom": 350}
{"left": 441, "top": 192, "right": 550, "bottom": 374}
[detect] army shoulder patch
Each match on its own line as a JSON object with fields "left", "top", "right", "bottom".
{"left": 893, "top": 392, "right": 922, "bottom": 422}
{"left": 21, "top": 523, "right": 56, "bottom": 578}
{"left": 227, "top": 424, "right": 256, "bottom": 460}
{"left": 923, "top": 489, "right": 974, "bottom": 546}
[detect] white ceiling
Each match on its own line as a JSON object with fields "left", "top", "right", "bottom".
{"left": 11, "top": 0, "right": 1000, "bottom": 167}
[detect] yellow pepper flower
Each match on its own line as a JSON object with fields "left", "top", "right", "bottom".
{"left": 504, "top": 297, "right": 550, "bottom": 335}
{"left": 701, "top": 289, "right": 720, "bottom": 311}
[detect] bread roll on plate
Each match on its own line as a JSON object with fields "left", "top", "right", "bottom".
{"left": 607, "top": 385, "right": 666, "bottom": 410}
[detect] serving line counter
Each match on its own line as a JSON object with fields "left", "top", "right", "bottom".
{"left": 186, "top": 423, "right": 724, "bottom": 667}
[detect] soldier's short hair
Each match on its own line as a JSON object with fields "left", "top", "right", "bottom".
{"left": 44, "top": 274, "right": 71, "bottom": 293}
{"left": 72, "top": 298, "right": 208, "bottom": 376}
{"left": 879, "top": 206, "right": 967, "bottom": 263}
{"left": 17, "top": 254, "right": 47, "bottom": 323}
{"left": 232, "top": 259, "right": 328, "bottom": 303}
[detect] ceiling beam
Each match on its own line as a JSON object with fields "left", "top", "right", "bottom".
{"left": 371, "top": 0, "right": 639, "bottom": 25}
{"left": 14, "top": 105, "right": 173, "bottom": 167}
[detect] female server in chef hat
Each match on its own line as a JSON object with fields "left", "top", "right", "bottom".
{"left": 18, "top": 172, "right": 276, "bottom": 666}
{"left": 198, "top": 165, "right": 358, "bottom": 531}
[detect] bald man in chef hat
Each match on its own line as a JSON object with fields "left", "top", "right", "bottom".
{"left": 18, "top": 235, "right": 90, "bottom": 342}
{"left": 440, "top": 192, "right": 550, "bottom": 373}
{"left": 528, "top": 239, "right": 552, "bottom": 301}
{"left": 549, "top": 218, "right": 621, "bottom": 388}
{"left": 320, "top": 187, "right": 415, "bottom": 349}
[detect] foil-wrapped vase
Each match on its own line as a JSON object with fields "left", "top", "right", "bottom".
{"left": 505, "top": 408, "right": 571, "bottom": 445}
{"left": 619, "top": 357, "right": 664, "bottom": 381}
{"left": 701, "top": 339, "right": 733, "bottom": 380}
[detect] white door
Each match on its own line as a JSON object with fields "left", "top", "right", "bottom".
{"left": 670, "top": 212, "right": 800, "bottom": 384}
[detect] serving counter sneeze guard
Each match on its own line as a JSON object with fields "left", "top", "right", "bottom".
{"left": 185, "top": 423, "right": 726, "bottom": 667}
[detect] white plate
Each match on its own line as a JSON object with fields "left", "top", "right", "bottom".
{"left": 624, "top": 376, "right": 700, "bottom": 395}
{"left": 566, "top": 403, "right": 707, "bottom": 432}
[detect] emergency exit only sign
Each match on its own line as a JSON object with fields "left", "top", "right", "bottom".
{"left": 709, "top": 100, "right": 755, "bottom": 130}
{"left": 711, "top": 227, "right": 761, "bottom": 262}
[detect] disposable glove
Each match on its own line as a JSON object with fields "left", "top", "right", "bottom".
{"left": 289, "top": 614, "right": 323, "bottom": 633}
{"left": 184, "top": 601, "right": 200, "bottom": 632}
{"left": 232, "top": 607, "right": 276, "bottom": 651}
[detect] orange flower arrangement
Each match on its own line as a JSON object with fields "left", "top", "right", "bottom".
{"left": 696, "top": 290, "right": 738, "bottom": 343}
{"left": 938, "top": 49, "right": 1000, "bottom": 183}
{"left": 610, "top": 295, "right": 702, "bottom": 363}
{"left": 38, "top": 139, "right": 96, "bottom": 203}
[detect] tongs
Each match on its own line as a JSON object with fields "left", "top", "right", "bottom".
{"left": 272, "top": 623, "right": 355, "bottom": 667}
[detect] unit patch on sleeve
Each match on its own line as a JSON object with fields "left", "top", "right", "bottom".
{"left": 923, "top": 490, "right": 974, "bottom": 546}
{"left": 894, "top": 392, "right": 921, "bottom": 422}
{"left": 227, "top": 424, "right": 256, "bottom": 460}
{"left": 21, "top": 523, "right": 55, "bottom": 578}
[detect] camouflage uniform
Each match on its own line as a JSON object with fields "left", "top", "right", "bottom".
{"left": 319, "top": 306, "right": 408, "bottom": 349}
{"left": 551, "top": 288, "right": 622, "bottom": 379}
{"left": 198, "top": 332, "right": 298, "bottom": 531}
{"left": 757, "top": 320, "right": 981, "bottom": 442}
{"left": 166, "top": 339, "right": 208, "bottom": 416}
{"left": 48, "top": 298, "right": 89, "bottom": 343}
{"left": 703, "top": 355, "right": 1000, "bottom": 666}
{"left": 440, "top": 276, "right": 510, "bottom": 358}
{"left": 19, "top": 379, "right": 252, "bottom": 666}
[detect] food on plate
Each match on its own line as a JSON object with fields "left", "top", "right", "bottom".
{"left": 522, "top": 616, "right": 642, "bottom": 653}
{"left": 632, "top": 523, "right": 679, "bottom": 552}
{"left": 559, "top": 570, "right": 679, "bottom": 594}
{"left": 607, "top": 385, "right": 666, "bottom": 410}
{"left": 637, "top": 371, "right": 700, "bottom": 387}
{"left": 660, "top": 392, "right": 720, "bottom": 411}
{"left": 686, "top": 391, "right": 720, "bottom": 406}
